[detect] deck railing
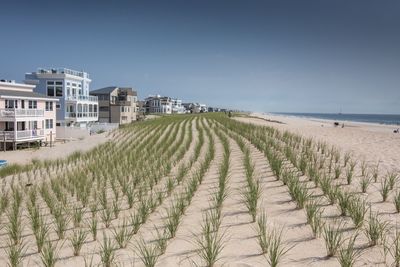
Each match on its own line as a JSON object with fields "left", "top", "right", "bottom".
{"left": 65, "top": 112, "right": 98, "bottom": 118}
{"left": 111, "top": 100, "right": 131, "bottom": 106}
{"left": 0, "top": 129, "right": 45, "bottom": 141}
{"left": 66, "top": 95, "right": 98, "bottom": 102}
{"left": 0, "top": 108, "right": 44, "bottom": 117}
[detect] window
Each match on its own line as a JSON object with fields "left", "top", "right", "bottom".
{"left": 55, "top": 81, "right": 63, "bottom": 85}
{"left": 47, "top": 81, "right": 55, "bottom": 85}
{"left": 56, "top": 86, "right": 63, "bottom": 96}
{"left": 45, "top": 119, "right": 53, "bottom": 129}
{"left": 99, "top": 106, "right": 109, "bottom": 112}
{"left": 45, "top": 101, "right": 53, "bottom": 111}
{"left": 121, "top": 116, "right": 127, "bottom": 121}
{"left": 5, "top": 122, "right": 14, "bottom": 131}
{"left": 56, "top": 104, "right": 61, "bottom": 109}
{"left": 94, "top": 105, "right": 97, "bottom": 112}
{"left": 5, "top": 99, "right": 17, "bottom": 109}
{"left": 31, "top": 121, "right": 38, "bottom": 130}
{"left": 47, "top": 86, "right": 54, "bottom": 96}
{"left": 28, "top": 100, "right": 37, "bottom": 109}
{"left": 21, "top": 100, "right": 25, "bottom": 109}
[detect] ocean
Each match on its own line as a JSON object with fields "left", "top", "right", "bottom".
{"left": 272, "top": 112, "right": 400, "bottom": 126}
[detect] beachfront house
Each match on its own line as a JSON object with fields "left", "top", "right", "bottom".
{"left": 25, "top": 68, "right": 99, "bottom": 127}
{"left": 182, "top": 102, "right": 208, "bottom": 113}
{"left": 144, "top": 95, "right": 185, "bottom": 114}
{"left": 144, "top": 95, "right": 172, "bottom": 114}
{"left": 171, "top": 98, "right": 185, "bottom": 114}
{"left": 208, "top": 107, "right": 222, "bottom": 112}
{"left": 90, "top": 86, "right": 138, "bottom": 124}
{"left": 0, "top": 80, "right": 58, "bottom": 150}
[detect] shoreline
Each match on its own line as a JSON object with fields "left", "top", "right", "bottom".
{"left": 257, "top": 112, "right": 399, "bottom": 133}
{"left": 264, "top": 112, "right": 400, "bottom": 128}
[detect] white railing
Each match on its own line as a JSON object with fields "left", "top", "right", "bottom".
{"left": 65, "top": 112, "right": 98, "bottom": 118}
{"left": 66, "top": 95, "right": 98, "bottom": 102}
{"left": 38, "top": 68, "right": 89, "bottom": 79}
{"left": 0, "top": 129, "right": 45, "bottom": 141}
{"left": 0, "top": 108, "right": 45, "bottom": 117}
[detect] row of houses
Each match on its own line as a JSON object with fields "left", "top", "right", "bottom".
{"left": 140, "top": 95, "right": 208, "bottom": 114}
{"left": 1, "top": 68, "right": 139, "bottom": 150}
{"left": 1, "top": 67, "right": 213, "bottom": 150}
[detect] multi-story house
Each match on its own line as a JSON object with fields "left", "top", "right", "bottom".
{"left": 171, "top": 98, "right": 185, "bottom": 114}
{"left": 144, "top": 95, "right": 185, "bottom": 114}
{"left": 25, "top": 68, "right": 98, "bottom": 127}
{"left": 0, "top": 80, "right": 58, "bottom": 150}
{"left": 90, "top": 86, "right": 137, "bottom": 124}
{"left": 182, "top": 102, "right": 208, "bottom": 113}
{"left": 144, "top": 95, "right": 172, "bottom": 114}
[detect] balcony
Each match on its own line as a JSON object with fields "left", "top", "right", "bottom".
{"left": 111, "top": 100, "right": 131, "bottom": 106}
{"left": 0, "top": 129, "right": 45, "bottom": 141}
{"left": 37, "top": 68, "right": 89, "bottom": 79}
{"left": 0, "top": 108, "right": 44, "bottom": 119}
{"left": 65, "top": 112, "right": 98, "bottom": 118}
{"left": 66, "top": 95, "right": 98, "bottom": 103}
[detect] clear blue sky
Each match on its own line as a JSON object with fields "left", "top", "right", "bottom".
{"left": 1, "top": 0, "right": 399, "bottom": 114}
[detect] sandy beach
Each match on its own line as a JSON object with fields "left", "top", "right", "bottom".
{"left": 235, "top": 112, "right": 400, "bottom": 174}
{"left": 0, "top": 132, "right": 111, "bottom": 165}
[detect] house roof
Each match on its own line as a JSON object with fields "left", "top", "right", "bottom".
{"left": 90, "top": 86, "right": 138, "bottom": 96}
{"left": 0, "top": 89, "right": 58, "bottom": 101}
{"left": 90, "top": 87, "right": 117, "bottom": 94}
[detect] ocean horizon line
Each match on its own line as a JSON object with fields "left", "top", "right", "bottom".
{"left": 267, "top": 112, "right": 400, "bottom": 126}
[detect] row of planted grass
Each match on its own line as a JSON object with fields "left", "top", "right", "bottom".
{"left": 0, "top": 116, "right": 202, "bottom": 266}
{"left": 209, "top": 113, "right": 400, "bottom": 267}
{"left": 133, "top": 117, "right": 217, "bottom": 266}
{"left": 217, "top": 120, "right": 291, "bottom": 266}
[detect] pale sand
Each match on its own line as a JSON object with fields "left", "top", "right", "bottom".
{"left": 235, "top": 112, "right": 400, "bottom": 174}
{"left": 231, "top": 113, "right": 400, "bottom": 266}
{"left": 0, "top": 132, "right": 111, "bottom": 165}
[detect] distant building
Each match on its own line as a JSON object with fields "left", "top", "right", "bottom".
{"left": 144, "top": 95, "right": 172, "bottom": 114}
{"left": 0, "top": 80, "right": 58, "bottom": 150}
{"left": 208, "top": 107, "right": 221, "bottom": 112}
{"left": 182, "top": 102, "right": 208, "bottom": 113}
{"left": 171, "top": 98, "right": 185, "bottom": 114}
{"left": 182, "top": 103, "right": 192, "bottom": 113}
{"left": 143, "top": 95, "right": 182, "bottom": 114}
{"left": 137, "top": 100, "right": 146, "bottom": 113}
{"left": 25, "top": 68, "right": 99, "bottom": 127}
{"left": 90, "top": 86, "right": 137, "bottom": 124}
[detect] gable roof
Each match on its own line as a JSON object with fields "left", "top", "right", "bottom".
{"left": 90, "top": 86, "right": 117, "bottom": 95}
